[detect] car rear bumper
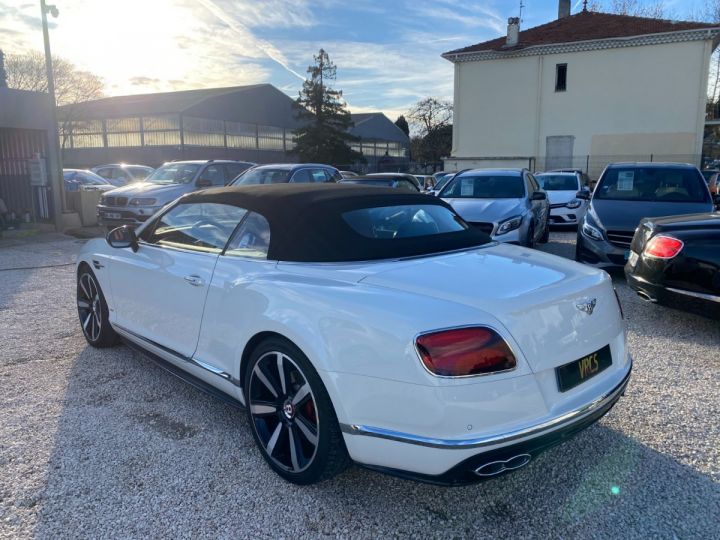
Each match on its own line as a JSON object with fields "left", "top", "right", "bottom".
{"left": 626, "top": 269, "right": 720, "bottom": 307}
{"left": 341, "top": 362, "right": 631, "bottom": 486}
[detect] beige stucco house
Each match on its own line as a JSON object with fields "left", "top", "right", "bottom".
{"left": 442, "top": 2, "right": 720, "bottom": 177}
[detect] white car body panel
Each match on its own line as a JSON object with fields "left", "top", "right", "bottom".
{"left": 77, "top": 233, "right": 629, "bottom": 479}
{"left": 108, "top": 243, "right": 217, "bottom": 358}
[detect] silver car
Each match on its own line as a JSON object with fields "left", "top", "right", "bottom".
{"left": 535, "top": 171, "right": 589, "bottom": 226}
{"left": 91, "top": 164, "right": 155, "bottom": 187}
{"left": 440, "top": 168, "right": 550, "bottom": 247}
{"left": 97, "top": 160, "right": 254, "bottom": 229}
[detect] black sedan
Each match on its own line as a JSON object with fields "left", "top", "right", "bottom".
{"left": 575, "top": 163, "right": 715, "bottom": 267}
{"left": 625, "top": 213, "right": 720, "bottom": 315}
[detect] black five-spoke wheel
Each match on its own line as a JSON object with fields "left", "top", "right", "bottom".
{"left": 77, "top": 266, "right": 118, "bottom": 348}
{"left": 78, "top": 272, "right": 103, "bottom": 342}
{"left": 249, "top": 351, "right": 319, "bottom": 473}
{"left": 245, "top": 338, "right": 349, "bottom": 484}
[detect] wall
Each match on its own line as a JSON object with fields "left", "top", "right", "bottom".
{"left": 452, "top": 38, "right": 713, "bottom": 165}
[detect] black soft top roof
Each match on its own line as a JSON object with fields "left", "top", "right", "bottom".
{"left": 182, "top": 184, "right": 490, "bottom": 262}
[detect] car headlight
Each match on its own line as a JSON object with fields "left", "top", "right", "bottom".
{"left": 129, "top": 198, "right": 157, "bottom": 206}
{"left": 581, "top": 221, "right": 604, "bottom": 241}
{"left": 566, "top": 198, "right": 582, "bottom": 209}
{"left": 497, "top": 215, "right": 523, "bottom": 235}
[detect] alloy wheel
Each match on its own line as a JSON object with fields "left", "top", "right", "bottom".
{"left": 77, "top": 273, "right": 102, "bottom": 342}
{"left": 248, "top": 351, "right": 319, "bottom": 473}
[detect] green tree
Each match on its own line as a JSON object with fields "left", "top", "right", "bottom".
{"left": 292, "top": 49, "right": 361, "bottom": 165}
{"left": 394, "top": 115, "right": 410, "bottom": 137}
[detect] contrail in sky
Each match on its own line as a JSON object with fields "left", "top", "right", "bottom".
{"left": 196, "top": 0, "right": 306, "bottom": 81}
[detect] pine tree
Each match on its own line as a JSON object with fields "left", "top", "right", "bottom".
{"left": 394, "top": 115, "right": 410, "bottom": 137}
{"left": 292, "top": 49, "right": 361, "bottom": 165}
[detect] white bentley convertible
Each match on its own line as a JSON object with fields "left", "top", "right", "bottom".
{"left": 76, "top": 184, "right": 631, "bottom": 485}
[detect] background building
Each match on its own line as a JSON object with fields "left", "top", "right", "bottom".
{"left": 443, "top": 5, "right": 720, "bottom": 178}
{"left": 59, "top": 85, "right": 409, "bottom": 170}
{"left": 348, "top": 113, "right": 409, "bottom": 171}
{"left": 0, "top": 87, "right": 63, "bottom": 229}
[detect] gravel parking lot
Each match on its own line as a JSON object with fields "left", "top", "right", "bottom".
{"left": 1, "top": 231, "right": 718, "bottom": 539}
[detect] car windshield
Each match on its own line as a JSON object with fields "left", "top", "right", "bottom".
{"left": 144, "top": 163, "right": 200, "bottom": 184}
{"left": 433, "top": 174, "right": 454, "bottom": 191}
{"left": 64, "top": 170, "right": 108, "bottom": 185}
{"left": 440, "top": 175, "right": 524, "bottom": 199}
{"left": 343, "top": 204, "right": 468, "bottom": 239}
{"left": 536, "top": 174, "right": 579, "bottom": 191}
{"left": 595, "top": 167, "right": 710, "bottom": 203}
{"left": 129, "top": 167, "right": 153, "bottom": 179}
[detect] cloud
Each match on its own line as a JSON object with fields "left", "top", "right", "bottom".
{"left": 195, "top": 0, "right": 306, "bottom": 80}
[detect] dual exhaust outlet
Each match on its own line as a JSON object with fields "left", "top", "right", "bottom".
{"left": 474, "top": 453, "right": 532, "bottom": 477}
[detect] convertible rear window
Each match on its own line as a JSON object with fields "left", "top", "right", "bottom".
{"left": 343, "top": 205, "right": 468, "bottom": 239}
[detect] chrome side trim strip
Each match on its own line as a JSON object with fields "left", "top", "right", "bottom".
{"left": 666, "top": 287, "right": 720, "bottom": 304}
{"left": 113, "top": 324, "right": 241, "bottom": 386}
{"left": 340, "top": 366, "right": 631, "bottom": 450}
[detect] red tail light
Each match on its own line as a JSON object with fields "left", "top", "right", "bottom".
{"left": 415, "top": 327, "right": 516, "bottom": 377}
{"left": 644, "top": 235, "right": 684, "bottom": 259}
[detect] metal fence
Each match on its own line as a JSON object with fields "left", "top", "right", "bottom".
{"left": 531, "top": 154, "right": 703, "bottom": 180}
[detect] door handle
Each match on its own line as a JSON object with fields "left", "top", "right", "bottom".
{"left": 184, "top": 275, "right": 204, "bottom": 287}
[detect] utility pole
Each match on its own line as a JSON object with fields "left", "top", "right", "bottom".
{"left": 40, "top": 0, "right": 68, "bottom": 229}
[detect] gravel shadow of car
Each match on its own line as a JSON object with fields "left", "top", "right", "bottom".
{"left": 31, "top": 343, "right": 720, "bottom": 539}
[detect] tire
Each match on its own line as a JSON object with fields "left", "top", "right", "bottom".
{"left": 540, "top": 220, "right": 550, "bottom": 243}
{"left": 244, "top": 337, "right": 350, "bottom": 485}
{"left": 77, "top": 266, "right": 119, "bottom": 347}
{"left": 525, "top": 222, "right": 535, "bottom": 248}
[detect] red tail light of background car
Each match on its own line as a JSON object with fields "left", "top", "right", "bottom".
{"left": 415, "top": 327, "right": 516, "bottom": 377}
{"left": 644, "top": 235, "right": 684, "bottom": 259}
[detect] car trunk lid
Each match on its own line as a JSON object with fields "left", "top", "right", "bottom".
{"left": 359, "top": 244, "right": 623, "bottom": 373}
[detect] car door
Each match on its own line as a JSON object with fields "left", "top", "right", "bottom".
{"left": 526, "top": 173, "right": 548, "bottom": 241}
{"left": 193, "top": 211, "right": 274, "bottom": 399}
{"left": 108, "top": 201, "right": 247, "bottom": 358}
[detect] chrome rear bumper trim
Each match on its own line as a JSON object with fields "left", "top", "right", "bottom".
{"left": 666, "top": 287, "right": 720, "bottom": 304}
{"left": 340, "top": 365, "right": 631, "bottom": 450}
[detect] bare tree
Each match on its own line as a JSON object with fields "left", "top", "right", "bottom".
{"left": 5, "top": 51, "right": 104, "bottom": 148}
{"left": 406, "top": 97, "right": 453, "bottom": 137}
{"left": 587, "top": 0, "right": 666, "bottom": 18}
{"left": 700, "top": 1, "right": 720, "bottom": 110}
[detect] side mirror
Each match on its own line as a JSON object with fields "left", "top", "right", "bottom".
{"left": 531, "top": 191, "right": 547, "bottom": 201}
{"left": 196, "top": 178, "right": 212, "bottom": 188}
{"left": 106, "top": 225, "right": 138, "bottom": 252}
{"left": 575, "top": 190, "right": 591, "bottom": 200}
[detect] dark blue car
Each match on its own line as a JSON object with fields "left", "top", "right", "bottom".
{"left": 575, "top": 163, "right": 716, "bottom": 267}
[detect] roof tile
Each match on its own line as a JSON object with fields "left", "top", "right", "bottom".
{"left": 444, "top": 10, "right": 717, "bottom": 56}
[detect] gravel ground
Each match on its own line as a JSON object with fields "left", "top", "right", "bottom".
{"left": 0, "top": 231, "right": 718, "bottom": 539}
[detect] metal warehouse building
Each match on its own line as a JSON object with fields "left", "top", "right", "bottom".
{"left": 59, "top": 84, "right": 409, "bottom": 170}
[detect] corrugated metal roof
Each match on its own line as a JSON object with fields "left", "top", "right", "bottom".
{"left": 350, "top": 113, "right": 409, "bottom": 144}
{"left": 58, "top": 84, "right": 267, "bottom": 118}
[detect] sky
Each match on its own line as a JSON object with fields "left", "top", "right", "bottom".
{"left": 0, "top": 0, "right": 705, "bottom": 121}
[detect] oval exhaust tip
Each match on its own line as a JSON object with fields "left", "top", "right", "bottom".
{"left": 475, "top": 454, "right": 532, "bottom": 477}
